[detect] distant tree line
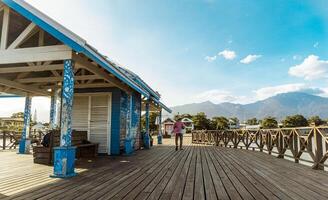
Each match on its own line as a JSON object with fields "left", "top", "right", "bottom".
{"left": 174, "top": 112, "right": 328, "bottom": 130}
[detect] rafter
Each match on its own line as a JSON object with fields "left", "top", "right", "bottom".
{"left": 51, "top": 70, "right": 61, "bottom": 77}
{"left": 17, "top": 75, "right": 100, "bottom": 83}
{"left": 74, "top": 83, "right": 114, "bottom": 89}
{"left": 7, "top": 23, "right": 38, "bottom": 50}
{"left": 0, "top": 78, "right": 50, "bottom": 96}
{"left": 0, "top": 4, "right": 4, "bottom": 12}
{"left": 1, "top": 7, "right": 10, "bottom": 50}
{"left": 0, "top": 64, "right": 64, "bottom": 74}
{"left": 73, "top": 54, "right": 132, "bottom": 93}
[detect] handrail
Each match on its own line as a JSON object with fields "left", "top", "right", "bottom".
{"left": 0, "top": 130, "right": 45, "bottom": 150}
{"left": 192, "top": 127, "right": 328, "bottom": 170}
{"left": 0, "top": 131, "right": 21, "bottom": 150}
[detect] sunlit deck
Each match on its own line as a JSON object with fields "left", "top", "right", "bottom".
{"left": 1, "top": 136, "right": 328, "bottom": 200}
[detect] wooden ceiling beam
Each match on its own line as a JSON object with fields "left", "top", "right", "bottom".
{"left": 1, "top": 7, "right": 10, "bottom": 50}
{"left": 0, "top": 45, "right": 72, "bottom": 64}
{"left": 0, "top": 64, "right": 64, "bottom": 73}
{"left": 73, "top": 54, "right": 132, "bottom": 93}
{"left": 0, "top": 78, "right": 50, "bottom": 96}
{"left": 17, "top": 75, "right": 100, "bottom": 83}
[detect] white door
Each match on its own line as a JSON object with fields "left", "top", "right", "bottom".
{"left": 90, "top": 94, "right": 112, "bottom": 154}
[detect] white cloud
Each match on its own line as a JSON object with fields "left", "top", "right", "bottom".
{"left": 218, "top": 50, "right": 236, "bottom": 60}
{"left": 205, "top": 55, "right": 217, "bottom": 62}
{"left": 293, "top": 55, "right": 302, "bottom": 60}
{"left": 254, "top": 83, "right": 326, "bottom": 100}
{"left": 195, "top": 90, "right": 250, "bottom": 104}
{"left": 240, "top": 54, "right": 261, "bottom": 64}
{"left": 288, "top": 55, "right": 328, "bottom": 80}
{"left": 314, "top": 42, "right": 319, "bottom": 48}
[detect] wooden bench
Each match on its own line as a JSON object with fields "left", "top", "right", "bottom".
{"left": 33, "top": 130, "right": 99, "bottom": 165}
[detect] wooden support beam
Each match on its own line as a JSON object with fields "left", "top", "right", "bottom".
{"left": 17, "top": 75, "right": 100, "bottom": 83}
{"left": 51, "top": 70, "right": 61, "bottom": 77}
{"left": 74, "top": 83, "right": 114, "bottom": 89}
{"left": 73, "top": 54, "right": 132, "bottom": 93}
{"left": 0, "top": 78, "right": 50, "bottom": 96}
{"left": 38, "top": 30, "right": 44, "bottom": 46}
{"left": 7, "top": 23, "right": 37, "bottom": 50}
{"left": 0, "top": 88, "right": 27, "bottom": 96}
{"left": 0, "top": 4, "right": 5, "bottom": 13}
{"left": 1, "top": 7, "right": 10, "bottom": 50}
{"left": 0, "top": 45, "right": 72, "bottom": 64}
{"left": 0, "top": 64, "right": 64, "bottom": 73}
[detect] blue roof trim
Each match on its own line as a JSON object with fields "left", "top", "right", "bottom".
{"left": 3, "top": 0, "right": 150, "bottom": 98}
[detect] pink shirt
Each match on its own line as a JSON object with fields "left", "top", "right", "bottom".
{"left": 173, "top": 121, "right": 185, "bottom": 134}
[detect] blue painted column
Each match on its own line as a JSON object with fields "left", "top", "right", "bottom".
{"left": 52, "top": 60, "right": 76, "bottom": 178}
{"left": 144, "top": 100, "right": 150, "bottom": 149}
{"left": 49, "top": 88, "right": 58, "bottom": 130}
{"left": 125, "top": 94, "right": 134, "bottom": 155}
{"left": 18, "top": 96, "right": 32, "bottom": 154}
{"left": 157, "top": 110, "right": 163, "bottom": 144}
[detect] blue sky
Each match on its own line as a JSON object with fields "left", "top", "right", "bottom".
{"left": 1, "top": 0, "right": 328, "bottom": 121}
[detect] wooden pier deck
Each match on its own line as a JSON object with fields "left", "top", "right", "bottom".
{"left": 1, "top": 136, "right": 328, "bottom": 200}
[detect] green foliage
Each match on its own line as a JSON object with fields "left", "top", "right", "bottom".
{"left": 192, "top": 112, "right": 211, "bottom": 130}
{"left": 308, "top": 116, "right": 325, "bottom": 126}
{"left": 261, "top": 116, "right": 278, "bottom": 128}
{"left": 212, "top": 116, "right": 229, "bottom": 130}
{"left": 246, "top": 118, "right": 258, "bottom": 125}
{"left": 229, "top": 117, "right": 239, "bottom": 125}
{"left": 282, "top": 114, "right": 308, "bottom": 127}
{"left": 11, "top": 112, "right": 24, "bottom": 118}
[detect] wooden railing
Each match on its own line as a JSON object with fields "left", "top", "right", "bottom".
{"left": 192, "top": 127, "right": 328, "bottom": 170}
{"left": 0, "top": 131, "right": 21, "bottom": 150}
{"left": 0, "top": 130, "right": 45, "bottom": 150}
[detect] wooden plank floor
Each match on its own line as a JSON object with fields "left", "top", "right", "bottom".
{"left": 1, "top": 135, "right": 328, "bottom": 200}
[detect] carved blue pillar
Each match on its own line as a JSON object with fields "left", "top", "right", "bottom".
{"left": 18, "top": 96, "right": 32, "bottom": 154}
{"left": 125, "top": 94, "right": 134, "bottom": 155}
{"left": 157, "top": 109, "right": 163, "bottom": 144}
{"left": 49, "top": 88, "right": 58, "bottom": 130}
{"left": 52, "top": 60, "right": 76, "bottom": 178}
{"left": 144, "top": 100, "right": 150, "bottom": 149}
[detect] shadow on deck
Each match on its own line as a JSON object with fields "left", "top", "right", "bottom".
{"left": 1, "top": 135, "right": 328, "bottom": 200}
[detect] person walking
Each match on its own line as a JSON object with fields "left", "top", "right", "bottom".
{"left": 173, "top": 118, "right": 185, "bottom": 151}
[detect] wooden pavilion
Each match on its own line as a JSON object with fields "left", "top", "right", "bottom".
{"left": 0, "top": 0, "right": 171, "bottom": 178}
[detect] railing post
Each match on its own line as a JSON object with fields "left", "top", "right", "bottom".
{"left": 277, "top": 131, "right": 284, "bottom": 158}
{"left": 292, "top": 130, "right": 299, "bottom": 163}
{"left": 313, "top": 128, "right": 324, "bottom": 170}
{"left": 51, "top": 59, "right": 77, "bottom": 178}
{"left": 2, "top": 131, "right": 5, "bottom": 150}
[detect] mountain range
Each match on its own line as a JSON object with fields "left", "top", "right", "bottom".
{"left": 170, "top": 92, "right": 328, "bottom": 121}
